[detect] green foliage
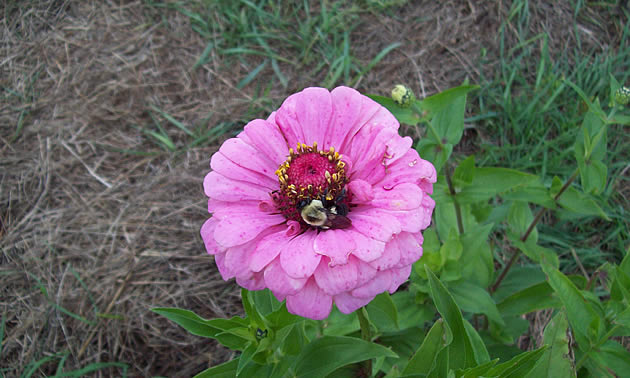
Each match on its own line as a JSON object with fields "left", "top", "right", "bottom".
{"left": 155, "top": 55, "right": 629, "bottom": 376}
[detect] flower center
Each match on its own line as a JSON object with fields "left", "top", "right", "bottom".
{"left": 271, "top": 142, "right": 351, "bottom": 227}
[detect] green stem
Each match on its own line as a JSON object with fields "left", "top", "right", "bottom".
{"left": 411, "top": 103, "right": 443, "bottom": 148}
{"left": 357, "top": 308, "right": 373, "bottom": 376}
{"left": 490, "top": 169, "right": 579, "bottom": 293}
{"left": 357, "top": 307, "right": 371, "bottom": 341}
{"left": 444, "top": 166, "right": 464, "bottom": 235}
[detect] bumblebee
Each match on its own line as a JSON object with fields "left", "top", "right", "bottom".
{"left": 297, "top": 191, "right": 351, "bottom": 230}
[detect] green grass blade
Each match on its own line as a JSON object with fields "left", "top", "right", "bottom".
{"left": 149, "top": 105, "right": 194, "bottom": 136}
{"left": 351, "top": 42, "right": 401, "bottom": 86}
{"left": 237, "top": 61, "right": 267, "bottom": 89}
{"left": 55, "top": 362, "right": 128, "bottom": 377}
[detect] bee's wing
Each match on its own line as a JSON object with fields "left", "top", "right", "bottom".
{"left": 326, "top": 213, "right": 352, "bottom": 229}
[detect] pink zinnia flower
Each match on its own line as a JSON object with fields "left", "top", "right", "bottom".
{"left": 201, "top": 87, "right": 436, "bottom": 320}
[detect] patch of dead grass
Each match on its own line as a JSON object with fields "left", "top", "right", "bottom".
{"left": 1, "top": 0, "right": 624, "bottom": 376}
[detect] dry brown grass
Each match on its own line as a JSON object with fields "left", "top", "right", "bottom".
{"left": 0, "top": 0, "right": 621, "bottom": 376}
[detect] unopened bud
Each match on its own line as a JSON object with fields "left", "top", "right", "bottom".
{"left": 391, "top": 84, "right": 415, "bottom": 108}
{"left": 614, "top": 86, "right": 630, "bottom": 106}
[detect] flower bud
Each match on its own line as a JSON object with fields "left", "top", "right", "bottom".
{"left": 614, "top": 86, "right": 630, "bottom": 106}
{"left": 391, "top": 84, "right": 415, "bottom": 108}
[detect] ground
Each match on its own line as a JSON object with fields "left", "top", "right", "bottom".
{"left": 0, "top": 0, "right": 624, "bottom": 376}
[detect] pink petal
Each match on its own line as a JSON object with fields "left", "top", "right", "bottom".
{"left": 280, "top": 231, "right": 322, "bottom": 279}
{"left": 200, "top": 218, "right": 226, "bottom": 255}
{"left": 210, "top": 151, "right": 277, "bottom": 189}
{"left": 394, "top": 232, "right": 423, "bottom": 267}
{"left": 264, "top": 258, "right": 308, "bottom": 296}
{"left": 214, "top": 252, "right": 232, "bottom": 280}
{"left": 347, "top": 179, "right": 374, "bottom": 203}
{"left": 351, "top": 207, "right": 401, "bottom": 242}
{"left": 314, "top": 257, "right": 358, "bottom": 296}
{"left": 339, "top": 94, "right": 397, "bottom": 151}
{"left": 362, "top": 100, "right": 400, "bottom": 132}
{"left": 371, "top": 183, "right": 423, "bottom": 211}
{"left": 388, "top": 265, "right": 412, "bottom": 293}
{"left": 286, "top": 278, "right": 333, "bottom": 320}
{"left": 352, "top": 270, "right": 392, "bottom": 298}
{"left": 346, "top": 230, "right": 385, "bottom": 263}
{"left": 379, "top": 150, "right": 437, "bottom": 191}
{"left": 314, "top": 229, "right": 356, "bottom": 266}
{"left": 219, "top": 138, "right": 277, "bottom": 179}
{"left": 387, "top": 208, "right": 425, "bottom": 233}
{"left": 240, "top": 119, "right": 289, "bottom": 167}
{"left": 368, "top": 236, "right": 401, "bottom": 271}
{"left": 334, "top": 292, "right": 372, "bottom": 314}
{"left": 208, "top": 199, "right": 262, "bottom": 218}
{"left": 274, "top": 94, "right": 305, "bottom": 148}
{"left": 295, "top": 87, "right": 332, "bottom": 146}
{"left": 348, "top": 127, "right": 393, "bottom": 182}
{"left": 223, "top": 242, "right": 252, "bottom": 279}
{"left": 214, "top": 211, "right": 285, "bottom": 248}
{"left": 326, "top": 87, "right": 364, "bottom": 150}
{"left": 236, "top": 271, "right": 266, "bottom": 291}
{"left": 250, "top": 229, "right": 288, "bottom": 272}
{"left": 353, "top": 256, "right": 378, "bottom": 287}
{"left": 384, "top": 135, "right": 413, "bottom": 165}
{"left": 204, "top": 171, "right": 270, "bottom": 201}
{"left": 420, "top": 195, "right": 436, "bottom": 230}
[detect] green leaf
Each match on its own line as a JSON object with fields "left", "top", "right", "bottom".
{"left": 276, "top": 323, "right": 306, "bottom": 356}
{"left": 609, "top": 74, "right": 622, "bottom": 105}
{"left": 449, "top": 281, "right": 504, "bottom": 326}
{"left": 237, "top": 342, "right": 258, "bottom": 376}
{"left": 453, "top": 155, "right": 475, "bottom": 186}
{"left": 242, "top": 289, "right": 265, "bottom": 328}
{"left": 368, "top": 95, "right": 422, "bottom": 126}
{"left": 152, "top": 308, "right": 244, "bottom": 338}
{"left": 610, "top": 266, "right": 630, "bottom": 303}
{"left": 613, "top": 307, "right": 630, "bottom": 329}
{"left": 152, "top": 307, "right": 250, "bottom": 349}
{"left": 578, "top": 159, "right": 607, "bottom": 195}
{"left": 501, "top": 182, "right": 556, "bottom": 209}
{"left": 250, "top": 288, "right": 282, "bottom": 316}
{"left": 366, "top": 292, "right": 399, "bottom": 331}
{"left": 293, "top": 336, "right": 398, "bottom": 378}
{"left": 497, "top": 282, "right": 561, "bottom": 316}
{"left": 492, "top": 266, "right": 546, "bottom": 303}
{"left": 193, "top": 359, "right": 238, "bottom": 378}
{"left": 420, "top": 84, "right": 479, "bottom": 144}
{"left": 403, "top": 319, "right": 447, "bottom": 375}
{"left": 508, "top": 235, "right": 559, "bottom": 268}
{"left": 269, "top": 356, "right": 294, "bottom": 378}
{"left": 590, "top": 340, "right": 630, "bottom": 377}
{"left": 463, "top": 319, "right": 490, "bottom": 364}
{"left": 425, "top": 266, "right": 477, "bottom": 369}
{"left": 526, "top": 312, "right": 575, "bottom": 378}
{"left": 485, "top": 347, "right": 548, "bottom": 377}
{"left": 507, "top": 201, "right": 538, "bottom": 244}
{"left": 416, "top": 140, "right": 453, "bottom": 174}
{"left": 457, "top": 167, "right": 539, "bottom": 205}
{"left": 391, "top": 291, "right": 434, "bottom": 329}
{"left": 322, "top": 308, "right": 359, "bottom": 336}
{"left": 549, "top": 177, "right": 609, "bottom": 220}
{"left": 458, "top": 359, "right": 500, "bottom": 378}
{"left": 497, "top": 274, "right": 587, "bottom": 317}
{"left": 541, "top": 259, "right": 599, "bottom": 346}
{"left": 459, "top": 223, "right": 495, "bottom": 288}
{"left": 427, "top": 347, "right": 450, "bottom": 378}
